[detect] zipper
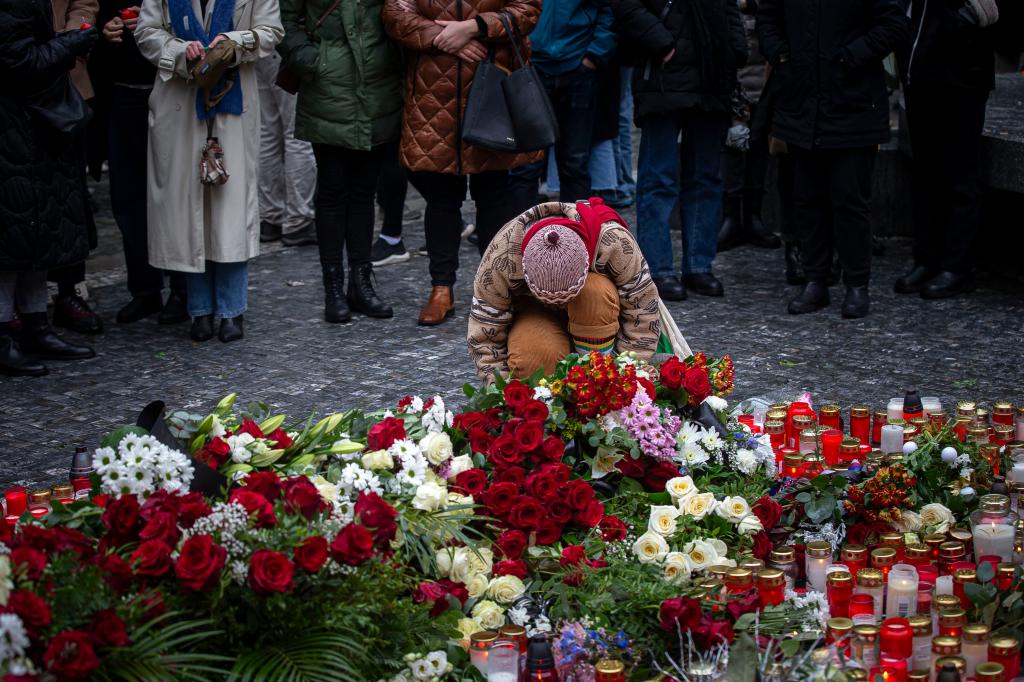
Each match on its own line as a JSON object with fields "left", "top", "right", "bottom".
{"left": 906, "top": 0, "right": 928, "bottom": 86}
{"left": 455, "top": 0, "right": 464, "bottom": 175}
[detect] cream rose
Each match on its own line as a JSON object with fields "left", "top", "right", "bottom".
{"left": 487, "top": 575, "right": 527, "bottom": 604}
{"left": 666, "top": 476, "right": 697, "bottom": 503}
{"left": 457, "top": 617, "right": 483, "bottom": 641}
{"left": 633, "top": 531, "right": 670, "bottom": 564}
{"left": 436, "top": 548, "right": 455, "bottom": 577}
{"left": 684, "top": 539, "right": 719, "bottom": 570}
{"left": 420, "top": 432, "right": 454, "bottom": 466}
{"left": 708, "top": 537, "right": 728, "bottom": 557}
{"left": 683, "top": 492, "right": 718, "bottom": 520}
{"left": 717, "top": 495, "right": 751, "bottom": 523}
{"left": 446, "top": 455, "right": 474, "bottom": 480}
{"left": 648, "top": 505, "right": 681, "bottom": 536}
{"left": 736, "top": 514, "right": 764, "bottom": 536}
{"left": 919, "top": 503, "right": 955, "bottom": 533}
{"left": 412, "top": 479, "right": 447, "bottom": 512}
{"left": 465, "top": 572, "right": 489, "bottom": 599}
{"left": 893, "top": 510, "right": 923, "bottom": 533}
{"left": 471, "top": 600, "right": 506, "bottom": 630}
{"left": 311, "top": 475, "right": 340, "bottom": 505}
{"left": 663, "top": 551, "right": 693, "bottom": 584}
{"left": 361, "top": 449, "right": 394, "bottom": 471}
{"left": 467, "top": 548, "right": 494, "bottom": 577}
{"left": 448, "top": 548, "right": 473, "bottom": 583}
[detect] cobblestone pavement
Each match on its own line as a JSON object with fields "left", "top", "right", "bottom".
{"left": 3, "top": 185, "right": 1023, "bottom": 489}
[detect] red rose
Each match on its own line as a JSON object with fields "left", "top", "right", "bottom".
{"left": 644, "top": 461, "right": 681, "bottom": 492}
{"left": 330, "top": 523, "right": 374, "bottom": 566}
{"left": 574, "top": 499, "right": 604, "bottom": 528}
{"left": 599, "top": 515, "right": 628, "bottom": 542}
{"left": 507, "top": 496, "right": 547, "bottom": 530}
{"left": 519, "top": 399, "right": 549, "bottom": 423}
{"left": 493, "top": 559, "right": 528, "bottom": 579}
{"left": 43, "top": 630, "right": 100, "bottom": 681}
{"left": 130, "top": 540, "right": 172, "bottom": 578}
{"left": 199, "top": 437, "right": 231, "bottom": 469}
{"left": 453, "top": 411, "right": 486, "bottom": 432}
{"left": 468, "top": 427, "right": 494, "bottom": 455}
{"left": 539, "top": 436, "right": 565, "bottom": 463}
{"left": 659, "top": 357, "right": 685, "bottom": 390}
{"left": 751, "top": 531, "right": 773, "bottom": 560}
{"left": 547, "top": 499, "right": 573, "bottom": 525}
{"left": 11, "top": 547, "right": 47, "bottom": 580}
{"left": 101, "top": 494, "right": 140, "bottom": 542}
{"left": 535, "top": 521, "right": 564, "bottom": 545}
{"left": 563, "top": 480, "right": 595, "bottom": 510}
{"left": 283, "top": 476, "right": 324, "bottom": 520}
{"left": 248, "top": 549, "right": 295, "bottom": 595}
{"left": 752, "top": 497, "right": 783, "bottom": 530}
{"left": 638, "top": 377, "right": 657, "bottom": 400}
{"left": 413, "top": 580, "right": 450, "bottom": 617}
{"left": 269, "top": 427, "right": 293, "bottom": 449}
{"left": 139, "top": 511, "right": 180, "bottom": 546}
{"left": 693, "top": 618, "right": 735, "bottom": 648}
{"left": 503, "top": 381, "right": 532, "bottom": 410}
{"left": 483, "top": 482, "right": 519, "bottom": 516}
{"left": 682, "top": 367, "right": 712, "bottom": 403}
{"left": 53, "top": 528, "right": 95, "bottom": 559}
{"left": 367, "top": 416, "right": 406, "bottom": 451}
{"left": 483, "top": 408, "right": 503, "bottom": 431}
{"left": 229, "top": 489, "right": 277, "bottom": 528}
{"left": 90, "top": 608, "right": 129, "bottom": 647}
{"left": 495, "top": 530, "right": 528, "bottom": 559}
{"left": 4, "top": 590, "right": 51, "bottom": 635}
{"left": 175, "top": 534, "right": 226, "bottom": 591}
{"left": 659, "top": 596, "right": 703, "bottom": 632}
{"left": 237, "top": 418, "right": 265, "bottom": 439}
{"left": 563, "top": 570, "right": 585, "bottom": 587}
{"left": 726, "top": 592, "right": 762, "bottom": 622}
{"left": 242, "top": 471, "right": 284, "bottom": 501}
{"left": 354, "top": 492, "right": 398, "bottom": 545}
{"left": 524, "top": 470, "right": 559, "bottom": 502}
{"left": 95, "top": 554, "right": 133, "bottom": 593}
{"left": 616, "top": 455, "right": 646, "bottom": 479}
{"left": 294, "top": 536, "right": 329, "bottom": 573}
{"left": 492, "top": 466, "right": 526, "bottom": 489}
{"left": 514, "top": 420, "right": 544, "bottom": 453}
{"left": 16, "top": 525, "right": 55, "bottom": 552}
{"left": 139, "top": 490, "right": 179, "bottom": 520}
{"left": 488, "top": 434, "right": 524, "bottom": 467}
{"left": 177, "top": 492, "right": 212, "bottom": 528}
{"left": 587, "top": 557, "right": 608, "bottom": 570}
{"left": 438, "top": 578, "right": 469, "bottom": 606}
{"left": 560, "top": 544, "right": 586, "bottom": 567}
{"left": 453, "top": 469, "right": 488, "bottom": 497}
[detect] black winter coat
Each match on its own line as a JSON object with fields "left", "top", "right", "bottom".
{"left": 756, "top": 0, "right": 908, "bottom": 150}
{"left": 0, "top": 0, "right": 91, "bottom": 272}
{"left": 900, "top": 0, "right": 1005, "bottom": 91}
{"left": 612, "top": 0, "right": 748, "bottom": 120}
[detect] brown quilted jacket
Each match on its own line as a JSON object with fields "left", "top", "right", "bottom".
{"left": 383, "top": 0, "right": 544, "bottom": 175}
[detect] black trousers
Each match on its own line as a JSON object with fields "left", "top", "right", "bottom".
{"left": 109, "top": 86, "right": 185, "bottom": 297}
{"left": 776, "top": 152, "right": 798, "bottom": 243}
{"left": 791, "top": 146, "right": 876, "bottom": 287}
{"left": 906, "top": 85, "right": 988, "bottom": 274}
{"left": 312, "top": 144, "right": 385, "bottom": 268}
{"left": 408, "top": 170, "right": 510, "bottom": 287}
{"left": 377, "top": 139, "right": 408, "bottom": 239}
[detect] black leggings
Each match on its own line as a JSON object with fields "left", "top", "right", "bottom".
{"left": 312, "top": 144, "right": 385, "bottom": 268}
{"left": 377, "top": 140, "right": 408, "bottom": 239}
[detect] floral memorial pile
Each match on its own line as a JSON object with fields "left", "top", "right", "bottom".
{"left": 1, "top": 351, "right": 1022, "bottom": 681}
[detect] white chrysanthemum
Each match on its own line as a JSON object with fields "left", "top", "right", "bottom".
{"left": 734, "top": 448, "right": 758, "bottom": 475}
{"left": 676, "top": 422, "right": 705, "bottom": 447}
{"left": 681, "top": 444, "right": 709, "bottom": 467}
{"left": 703, "top": 396, "right": 728, "bottom": 412}
{"left": 533, "top": 386, "right": 553, "bottom": 402}
{"left": 0, "top": 613, "right": 30, "bottom": 662}
{"left": 700, "top": 429, "right": 723, "bottom": 451}
{"left": 92, "top": 446, "right": 116, "bottom": 475}
{"left": 390, "top": 439, "right": 422, "bottom": 461}
{"left": 410, "top": 396, "right": 425, "bottom": 413}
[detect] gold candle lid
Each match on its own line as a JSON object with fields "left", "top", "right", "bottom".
{"left": 740, "top": 558, "right": 764, "bottom": 572}
{"left": 783, "top": 452, "right": 803, "bottom": 469}
{"left": 707, "top": 564, "right": 730, "bottom": 579}
{"left": 826, "top": 571, "right": 853, "bottom": 587}
{"left": 989, "top": 636, "right": 1020, "bottom": 655}
{"left": 769, "top": 402, "right": 789, "bottom": 412}
{"left": 805, "top": 540, "right": 831, "bottom": 558}
{"left": 769, "top": 546, "right": 795, "bottom": 564}
{"left": 908, "top": 615, "right": 931, "bottom": 636}
{"left": 841, "top": 544, "right": 868, "bottom": 560}
{"left": 873, "top": 409, "right": 889, "bottom": 421}
{"left": 756, "top": 568, "right": 785, "bottom": 587}
{"left": 840, "top": 439, "right": 860, "bottom": 454}
{"left": 51, "top": 483, "right": 73, "bottom": 498}
{"left": 962, "top": 623, "right": 990, "bottom": 642}
{"left": 764, "top": 420, "right": 785, "bottom": 434}
{"left": 952, "top": 568, "right": 977, "bottom": 584}
{"left": 879, "top": 532, "right": 903, "bottom": 547}
{"left": 767, "top": 408, "right": 788, "bottom": 421}
{"left": 956, "top": 400, "right": 977, "bottom": 417}
{"left": 993, "top": 401, "right": 1014, "bottom": 415}
{"left": 28, "top": 489, "right": 50, "bottom": 505}
{"left": 907, "top": 671, "right": 929, "bottom": 682}
{"left": 799, "top": 428, "right": 818, "bottom": 443}
{"left": 827, "top": 616, "right": 853, "bottom": 633}
{"left": 929, "top": 410, "right": 948, "bottom": 425}
{"left": 935, "top": 657, "right": 966, "bottom": 674}
{"left": 939, "top": 608, "right": 966, "bottom": 626}
{"left": 994, "top": 423, "right": 1015, "bottom": 438}
{"left": 850, "top": 406, "right": 870, "bottom": 418}
{"left": 975, "top": 663, "right": 1006, "bottom": 682}
{"left": 595, "top": 660, "right": 625, "bottom": 675}
{"left": 871, "top": 547, "right": 897, "bottom": 567}
{"left": 724, "top": 567, "right": 753, "bottom": 586}
{"left": 793, "top": 414, "right": 815, "bottom": 428}
{"left": 498, "top": 624, "right": 526, "bottom": 639}
{"left": 856, "top": 568, "right": 884, "bottom": 587}
{"left": 853, "top": 624, "right": 879, "bottom": 639}
{"left": 938, "top": 541, "right": 965, "bottom": 559}
{"left": 904, "top": 543, "right": 929, "bottom": 560}
{"left": 948, "top": 530, "right": 972, "bottom": 545}
{"left": 931, "top": 636, "right": 961, "bottom": 654}
{"left": 997, "top": 563, "right": 1018, "bottom": 580}
{"left": 820, "top": 404, "right": 840, "bottom": 417}
{"left": 933, "top": 594, "right": 960, "bottom": 611}
{"left": 470, "top": 630, "right": 498, "bottom": 646}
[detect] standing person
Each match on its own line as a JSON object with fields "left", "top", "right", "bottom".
{"left": 254, "top": 52, "right": 318, "bottom": 247}
{"left": 94, "top": 0, "right": 190, "bottom": 326}
{"left": 757, "top": 0, "right": 906, "bottom": 318}
{"left": 1, "top": 0, "right": 97, "bottom": 376}
{"left": 383, "top": 0, "right": 543, "bottom": 326}
{"left": 613, "top": 65, "right": 636, "bottom": 207}
{"left": 894, "top": 0, "right": 1002, "bottom": 299}
{"left": 505, "top": 0, "right": 617, "bottom": 215}
{"left": 135, "top": 0, "right": 283, "bottom": 342}
{"left": 613, "top": 0, "right": 748, "bottom": 301}
{"left": 279, "top": 0, "right": 402, "bottom": 323}
{"left": 370, "top": 141, "right": 412, "bottom": 267}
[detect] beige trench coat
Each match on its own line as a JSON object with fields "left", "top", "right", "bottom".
{"left": 136, "top": 0, "right": 282, "bottom": 272}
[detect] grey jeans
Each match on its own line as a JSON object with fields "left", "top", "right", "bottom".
{"left": 0, "top": 271, "right": 49, "bottom": 322}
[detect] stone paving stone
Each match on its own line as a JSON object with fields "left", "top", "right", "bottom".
{"left": 2, "top": 189, "right": 1023, "bottom": 489}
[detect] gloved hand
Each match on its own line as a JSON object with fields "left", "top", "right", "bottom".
{"left": 63, "top": 25, "right": 99, "bottom": 57}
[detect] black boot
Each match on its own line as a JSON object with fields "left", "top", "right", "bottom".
{"left": 716, "top": 196, "right": 745, "bottom": 252}
{"left": 158, "top": 291, "right": 190, "bottom": 325}
{"left": 322, "top": 264, "right": 351, "bottom": 323}
{"left": 787, "top": 281, "right": 830, "bottom": 315}
{"left": 117, "top": 293, "right": 163, "bottom": 324}
{"left": 218, "top": 315, "right": 244, "bottom": 342}
{"left": 348, "top": 263, "right": 393, "bottom": 319}
{"left": 0, "top": 324, "right": 47, "bottom": 377}
{"left": 894, "top": 265, "right": 936, "bottom": 295}
{"left": 18, "top": 312, "right": 95, "bottom": 360}
{"left": 841, "top": 285, "right": 870, "bottom": 319}
{"left": 784, "top": 242, "right": 806, "bottom": 285}
{"left": 653, "top": 276, "right": 687, "bottom": 301}
{"left": 190, "top": 314, "right": 214, "bottom": 342}
{"left": 745, "top": 194, "right": 781, "bottom": 249}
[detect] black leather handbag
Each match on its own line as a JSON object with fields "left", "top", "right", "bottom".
{"left": 24, "top": 72, "right": 91, "bottom": 134}
{"left": 461, "top": 48, "right": 520, "bottom": 152}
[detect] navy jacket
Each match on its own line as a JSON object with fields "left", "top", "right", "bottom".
{"left": 530, "top": 0, "right": 617, "bottom": 75}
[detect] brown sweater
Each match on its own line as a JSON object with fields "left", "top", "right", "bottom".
{"left": 469, "top": 202, "right": 662, "bottom": 381}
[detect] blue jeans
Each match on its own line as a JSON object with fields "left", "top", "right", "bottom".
{"left": 614, "top": 66, "right": 636, "bottom": 196}
{"left": 636, "top": 109, "right": 727, "bottom": 278}
{"left": 185, "top": 261, "right": 248, "bottom": 318}
{"left": 546, "top": 139, "right": 617, "bottom": 193}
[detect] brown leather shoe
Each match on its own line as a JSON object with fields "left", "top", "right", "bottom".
{"left": 418, "top": 286, "right": 455, "bottom": 326}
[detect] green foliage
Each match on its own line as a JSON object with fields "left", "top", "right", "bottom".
{"left": 229, "top": 630, "right": 368, "bottom": 682}
{"left": 95, "top": 613, "right": 233, "bottom": 682}
{"left": 791, "top": 474, "right": 848, "bottom": 525}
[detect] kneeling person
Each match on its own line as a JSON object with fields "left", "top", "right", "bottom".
{"left": 469, "top": 200, "right": 662, "bottom": 381}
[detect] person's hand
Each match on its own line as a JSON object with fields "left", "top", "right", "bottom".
{"left": 185, "top": 40, "right": 205, "bottom": 60}
{"left": 457, "top": 39, "right": 487, "bottom": 62}
{"left": 582, "top": 56, "right": 597, "bottom": 70}
{"left": 662, "top": 48, "right": 675, "bottom": 63}
{"left": 393, "top": 0, "right": 416, "bottom": 12}
{"left": 65, "top": 25, "right": 98, "bottom": 56}
{"left": 433, "top": 19, "right": 478, "bottom": 54}
{"left": 208, "top": 34, "right": 228, "bottom": 49}
{"left": 121, "top": 6, "right": 141, "bottom": 31}
{"left": 102, "top": 16, "right": 124, "bottom": 42}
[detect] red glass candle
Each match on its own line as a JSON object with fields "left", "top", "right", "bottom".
{"left": 953, "top": 418, "right": 971, "bottom": 442}
{"left": 819, "top": 404, "right": 842, "bottom": 430}
{"left": 938, "top": 608, "right": 966, "bottom": 638}
{"left": 827, "top": 571, "right": 855, "bottom": 618}
{"left": 868, "top": 665, "right": 898, "bottom": 682}
{"left": 880, "top": 654, "right": 908, "bottom": 682}
{"left": 988, "top": 637, "right": 1021, "bottom": 679}
{"left": 821, "top": 429, "right": 843, "bottom": 466}
{"left": 782, "top": 452, "right": 802, "bottom": 479}
{"left": 4, "top": 486, "right": 27, "bottom": 517}
{"left": 916, "top": 581, "right": 933, "bottom": 615}
{"left": 996, "top": 563, "right": 1016, "bottom": 591}
{"left": 880, "top": 618, "right": 914, "bottom": 660}
{"left": 4, "top": 514, "right": 18, "bottom": 528}
{"left": 765, "top": 420, "right": 786, "bottom": 451}
{"left": 872, "top": 409, "right": 888, "bottom": 445}
{"left": 850, "top": 593, "right": 876, "bottom": 625}
{"left": 757, "top": 569, "right": 786, "bottom": 607}
{"left": 850, "top": 406, "right": 871, "bottom": 444}
{"left": 952, "top": 568, "right": 976, "bottom": 609}
{"left": 827, "top": 617, "right": 854, "bottom": 655}
{"left": 842, "top": 544, "right": 869, "bottom": 576}
{"left": 738, "top": 414, "right": 755, "bottom": 430}
{"left": 992, "top": 402, "right": 1014, "bottom": 426}
{"left": 917, "top": 565, "right": 938, "bottom": 586}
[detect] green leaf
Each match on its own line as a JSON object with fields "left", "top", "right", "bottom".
{"left": 779, "top": 638, "right": 801, "bottom": 657}
{"left": 100, "top": 425, "right": 147, "bottom": 449}
{"left": 965, "top": 581, "right": 994, "bottom": 607}
{"left": 795, "top": 492, "right": 812, "bottom": 503}
{"left": 725, "top": 633, "right": 758, "bottom": 682}
{"left": 977, "top": 561, "right": 995, "bottom": 584}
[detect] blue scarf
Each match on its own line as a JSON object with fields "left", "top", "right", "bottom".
{"left": 168, "top": 0, "right": 243, "bottom": 119}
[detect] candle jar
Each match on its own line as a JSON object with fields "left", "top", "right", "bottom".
{"left": 886, "top": 565, "right": 919, "bottom": 619}
{"left": 880, "top": 533, "right": 905, "bottom": 561}
{"left": 917, "top": 581, "right": 933, "bottom": 616}
{"left": 903, "top": 544, "right": 929, "bottom": 569}
{"left": 70, "top": 445, "right": 94, "bottom": 498}
{"left": 960, "top": 624, "right": 989, "bottom": 678}
{"left": 993, "top": 424, "right": 1014, "bottom": 448}
{"left": 873, "top": 409, "right": 889, "bottom": 445}
{"left": 853, "top": 624, "right": 881, "bottom": 668}
{"left": 805, "top": 540, "right": 832, "bottom": 592}
{"left": 1016, "top": 406, "right": 1024, "bottom": 441}
{"left": 881, "top": 424, "right": 905, "bottom": 454}
{"left": 956, "top": 401, "right": 977, "bottom": 419}
{"left": 909, "top": 615, "right": 933, "bottom": 672}
{"left": 756, "top": 568, "right": 786, "bottom": 607}
{"left": 919, "top": 397, "right": 942, "bottom": 416}
{"left": 924, "top": 534, "right": 947, "bottom": 561}
{"left": 799, "top": 428, "right": 818, "bottom": 455}
{"left": 948, "top": 528, "right": 973, "bottom": 557}
{"left": 819, "top": 404, "right": 842, "bottom": 430}
{"left": 850, "top": 406, "right": 871, "bottom": 444}
{"left": 594, "top": 660, "right": 626, "bottom": 682}
{"left": 938, "top": 542, "right": 966, "bottom": 575}
{"left": 28, "top": 489, "right": 51, "bottom": 518}
{"left": 968, "top": 426, "right": 990, "bottom": 445}
{"left": 740, "top": 558, "right": 764, "bottom": 572}
{"left": 929, "top": 410, "right": 948, "bottom": 430}
{"left": 769, "top": 546, "right": 798, "bottom": 590}
{"left": 879, "top": 655, "right": 907, "bottom": 682}
{"left": 802, "top": 454, "right": 824, "bottom": 478}
{"left": 827, "top": 617, "right": 854, "bottom": 653}
{"left": 842, "top": 544, "right": 869, "bottom": 576}
{"left": 935, "top": 656, "right": 967, "bottom": 680}
{"left": 931, "top": 594, "right": 959, "bottom": 635}
{"left": 488, "top": 640, "right": 520, "bottom": 682}
{"left": 856, "top": 569, "right": 885, "bottom": 619}
{"left": 995, "top": 563, "right": 1017, "bottom": 591}
{"left": 888, "top": 398, "right": 905, "bottom": 422}
{"left": 992, "top": 402, "right": 1014, "bottom": 426}
{"left": 988, "top": 636, "right": 1021, "bottom": 679}
{"left": 840, "top": 438, "right": 861, "bottom": 464}
{"left": 707, "top": 564, "right": 730, "bottom": 582}
{"left": 724, "top": 568, "right": 753, "bottom": 595}
{"left": 930, "top": 637, "right": 962, "bottom": 678}
{"left": 470, "top": 631, "right": 498, "bottom": 676}
{"left": 872, "top": 547, "right": 898, "bottom": 579}
{"left": 938, "top": 608, "right": 965, "bottom": 639}
{"left": 952, "top": 568, "right": 976, "bottom": 609}
{"left": 3, "top": 486, "right": 27, "bottom": 517}
{"left": 906, "top": 671, "right": 928, "bottom": 682}
{"left": 970, "top": 495, "right": 1018, "bottom": 563}
{"left": 50, "top": 483, "right": 74, "bottom": 506}
{"left": 791, "top": 414, "right": 815, "bottom": 449}
{"left": 974, "top": 662, "right": 1005, "bottom": 682}
{"left": 827, "top": 571, "right": 854, "bottom": 618}
{"left": 880, "top": 618, "right": 914, "bottom": 667}
{"left": 820, "top": 429, "right": 843, "bottom": 466}
{"left": 765, "top": 420, "right": 786, "bottom": 450}
{"left": 782, "top": 452, "right": 803, "bottom": 480}
{"left": 851, "top": 593, "right": 877, "bottom": 626}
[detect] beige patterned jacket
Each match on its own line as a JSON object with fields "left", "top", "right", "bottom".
{"left": 469, "top": 202, "right": 662, "bottom": 381}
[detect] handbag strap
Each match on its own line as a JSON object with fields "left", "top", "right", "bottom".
{"left": 308, "top": 0, "right": 344, "bottom": 35}
{"left": 496, "top": 12, "right": 527, "bottom": 69}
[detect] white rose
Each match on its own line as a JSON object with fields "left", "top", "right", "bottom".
{"left": 447, "top": 492, "right": 474, "bottom": 508}
{"left": 448, "top": 548, "right": 473, "bottom": 583}
{"left": 717, "top": 557, "right": 738, "bottom": 569}
{"left": 665, "top": 476, "right": 697, "bottom": 503}
{"left": 717, "top": 495, "right": 751, "bottom": 523}
{"left": 467, "top": 548, "right": 494, "bottom": 577}
{"left": 633, "top": 531, "right": 670, "bottom": 564}
{"left": 425, "top": 651, "right": 449, "bottom": 675}
{"left": 919, "top": 503, "right": 955, "bottom": 533}
{"left": 435, "top": 548, "right": 454, "bottom": 577}
{"left": 412, "top": 479, "right": 447, "bottom": 511}
{"left": 708, "top": 537, "right": 728, "bottom": 557}
{"left": 684, "top": 539, "right": 719, "bottom": 570}
{"left": 446, "top": 455, "right": 474, "bottom": 480}
{"left": 420, "top": 432, "right": 454, "bottom": 466}
{"left": 893, "top": 510, "right": 923, "bottom": 533}
{"left": 457, "top": 617, "right": 483, "bottom": 641}
{"left": 310, "top": 475, "right": 339, "bottom": 505}
{"left": 472, "top": 600, "right": 506, "bottom": 630}
{"left": 487, "top": 575, "right": 527, "bottom": 603}
{"left": 361, "top": 449, "right": 394, "bottom": 471}
{"left": 465, "top": 572, "right": 489, "bottom": 599}
{"left": 663, "top": 552, "right": 693, "bottom": 584}
{"left": 683, "top": 492, "right": 718, "bottom": 520}
{"left": 703, "top": 396, "right": 728, "bottom": 412}
{"left": 736, "top": 514, "right": 764, "bottom": 536}
{"left": 648, "top": 505, "right": 681, "bottom": 536}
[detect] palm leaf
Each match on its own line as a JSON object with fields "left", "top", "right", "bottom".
{"left": 229, "top": 630, "right": 368, "bottom": 682}
{"left": 93, "top": 612, "right": 233, "bottom": 681}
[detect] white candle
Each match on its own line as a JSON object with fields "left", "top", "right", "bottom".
{"left": 1017, "top": 414, "right": 1024, "bottom": 441}
{"left": 886, "top": 565, "right": 918, "bottom": 619}
{"left": 806, "top": 556, "right": 829, "bottom": 593}
{"left": 887, "top": 399, "right": 904, "bottom": 421}
{"left": 972, "top": 521, "right": 1016, "bottom": 562}
{"left": 881, "top": 424, "right": 905, "bottom": 454}
{"left": 1009, "top": 462, "right": 1024, "bottom": 484}
{"left": 934, "top": 575, "right": 953, "bottom": 595}
{"left": 921, "top": 397, "right": 942, "bottom": 416}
